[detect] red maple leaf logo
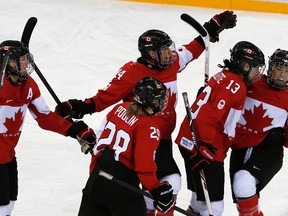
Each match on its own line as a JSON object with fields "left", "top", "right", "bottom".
{"left": 242, "top": 103, "right": 273, "bottom": 133}
{"left": 4, "top": 109, "right": 24, "bottom": 134}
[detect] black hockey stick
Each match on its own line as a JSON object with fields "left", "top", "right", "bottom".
{"left": 20, "top": 17, "right": 61, "bottom": 105}
{"left": 98, "top": 170, "right": 197, "bottom": 216}
{"left": 182, "top": 92, "right": 213, "bottom": 216}
{"left": 34, "top": 65, "right": 61, "bottom": 104}
{"left": 181, "top": 14, "right": 210, "bottom": 86}
{"left": 21, "top": 17, "right": 37, "bottom": 48}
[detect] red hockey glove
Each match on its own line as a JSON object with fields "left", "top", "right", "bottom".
{"left": 150, "top": 181, "right": 176, "bottom": 213}
{"left": 55, "top": 98, "right": 95, "bottom": 119}
{"left": 204, "top": 10, "right": 237, "bottom": 42}
{"left": 189, "top": 142, "right": 217, "bottom": 171}
{"left": 67, "top": 121, "right": 97, "bottom": 154}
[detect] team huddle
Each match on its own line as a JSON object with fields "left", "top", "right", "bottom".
{"left": 0, "top": 9, "right": 288, "bottom": 216}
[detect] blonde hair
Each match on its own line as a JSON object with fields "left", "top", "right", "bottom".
{"left": 126, "top": 102, "right": 146, "bottom": 118}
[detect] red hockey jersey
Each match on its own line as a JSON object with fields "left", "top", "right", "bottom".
{"left": 175, "top": 70, "right": 246, "bottom": 161}
{"left": 232, "top": 76, "right": 288, "bottom": 149}
{"left": 90, "top": 102, "right": 161, "bottom": 190}
{"left": 91, "top": 40, "right": 204, "bottom": 139}
{"left": 0, "top": 75, "right": 72, "bottom": 164}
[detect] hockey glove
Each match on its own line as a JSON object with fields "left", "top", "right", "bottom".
{"left": 67, "top": 121, "right": 97, "bottom": 154}
{"left": 204, "top": 10, "right": 237, "bottom": 42}
{"left": 150, "top": 181, "right": 176, "bottom": 213}
{"left": 55, "top": 98, "right": 95, "bottom": 119}
{"left": 189, "top": 142, "right": 217, "bottom": 171}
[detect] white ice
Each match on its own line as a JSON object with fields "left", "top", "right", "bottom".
{"left": 1, "top": 0, "right": 288, "bottom": 215}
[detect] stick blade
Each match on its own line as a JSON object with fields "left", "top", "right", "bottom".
{"left": 180, "top": 13, "right": 208, "bottom": 37}
{"left": 21, "top": 17, "right": 38, "bottom": 48}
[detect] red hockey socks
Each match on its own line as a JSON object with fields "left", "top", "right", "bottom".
{"left": 236, "top": 194, "right": 263, "bottom": 216}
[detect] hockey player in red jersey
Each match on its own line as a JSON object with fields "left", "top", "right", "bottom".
{"left": 229, "top": 49, "right": 288, "bottom": 216}
{"left": 175, "top": 41, "right": 266, "bottom": 216}
{"left": 0, "top": 40, "right": 96, "bottom": 216}
{"left": 55, "top": 11, "right": 237, "bottom": 216}
{"left": 77, "top": 77, "right": 176, "bottom": 216}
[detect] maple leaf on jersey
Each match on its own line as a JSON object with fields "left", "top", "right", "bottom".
{"left": 242, "top": 103, "right": 273, "bottom": 133}
{"left": 4, "top": 109, "right": 24, "bottom": 134}
{"left": 166, "top": 88, "right": 177, "bottom": 110}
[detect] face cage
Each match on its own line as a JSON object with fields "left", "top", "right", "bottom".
{"left": 245, "top": 64, "right": 266, "bottom": 83}
{"left": 155, "top": 41, "right": 177, "bottom": 69}
{"left": 7, "top": 53, "right": 35, "bottom": 82}
{"left": 150, "top": 89, "right": 168, "bottom": 114}
{"left": 267, "top": 63, "right": 288, "bottom": 89}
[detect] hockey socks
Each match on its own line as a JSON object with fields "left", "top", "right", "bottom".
{"left": 236, "top": 195, "right": 263, "bottom": 216}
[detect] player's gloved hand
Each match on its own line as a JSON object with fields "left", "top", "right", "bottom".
{"left": 189, "top": 142, "right": 217, "bottom": 170}
{"left": 67, "top": 121, "right": 97, "bottom": 154}
{"left": 150, "top": 181, "right": 176, "bottom": 213}
{"left": 204, "top": 10, "right": 237, "bottom": 42}
{"left": 55, "top": 98, "right": 95, "bottom": 119}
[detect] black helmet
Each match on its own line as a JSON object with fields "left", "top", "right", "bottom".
{"left": 138, "top": 29, "right": 176, "bottom": 69}
{"left": 0, "top": 40, "right": 34, "bottom": 84}
{"left": 267, "top": 49, "right": 288, "bottom": 89}
{"left": 133, "top": 77, "right": 168, "bottom": 114}
{"left": 230, "top": 41, "right": 265, "bottom": 83}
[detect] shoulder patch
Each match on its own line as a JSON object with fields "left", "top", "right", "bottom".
{"left": 179, "top": 137, "right": 195, "bottom": 151}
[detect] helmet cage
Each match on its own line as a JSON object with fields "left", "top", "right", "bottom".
{"left": 238, "top": 59, "right": 266, "bottom": 83}
{"left": 154, "top": 41, "right": 177, "bottom": 69}
{"left": 7, "top": 53, "right": 35, "bottom": 82}
{"left": 267, "top": 50, "right": 288, "bottom": 89}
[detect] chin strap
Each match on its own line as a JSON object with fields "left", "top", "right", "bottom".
{"left": 137, "top": 57, "right": 165, "bottom": 71}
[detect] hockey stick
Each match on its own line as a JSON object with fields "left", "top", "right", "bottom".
{"left": 21, "top": 17, "right": 37, "bottom": 49}
{"left": 182, "top": 92, "right": 213, "bottom": 216}
{"left": 98, "top": 170, "right": 197, "bottom": 216}
{"left": 181, "top": 14, "right": 210, "bottom": 86}
{"left": 33, "top": 64, "right": 61, "bottom": 104}
{"left": 20, "top": 17, "right": 61, "bottom": 105}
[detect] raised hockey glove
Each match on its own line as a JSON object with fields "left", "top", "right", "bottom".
{"left": 67, "top": 121, "right": 97, "bottom": 154}
{"left": 204, "top": 10, "right": 237, "bottom": 42}
{"left": 55, "top": 98, "right": 95, "bottom": 119}
{"left": 189, "top": 142, "right": 217, "bottom": 171}
{"left": 150, "top": 181, "right": 176, "bottom": 213}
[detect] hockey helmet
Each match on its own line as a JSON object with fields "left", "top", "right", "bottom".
{"left": 0, "top": 40, "right": 34, "bottom": 84}
{"left": 133, "top": 77, "right": 168, "bottom": 114}
{"left": 267, "top": 49, "right": 288, "bottom": 89}
{"left": 230, "top": 41, "right": 265, "bottom": 83}
{"left": 138, "top": 29, "right": 176, "bottom": 69}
